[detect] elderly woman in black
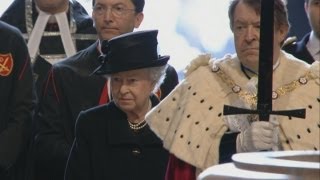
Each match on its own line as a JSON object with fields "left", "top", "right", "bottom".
{"left": 64, "top": 30, "right": 169, "bottom": 180}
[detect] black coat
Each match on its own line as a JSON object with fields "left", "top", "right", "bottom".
{"left": 282, "top": 33, "right": 315, "bottom": 64}
{"left": 34, "top": 41, "right": 178, "bottom": 180}
{"left": 0, "top": 21, "right": 36, "bottom": 180}
{"left": 33, "top": 42, "right": 106, "bottom": 180}
{"left": 65, "top": 96, "right": 169, "bottom": 180}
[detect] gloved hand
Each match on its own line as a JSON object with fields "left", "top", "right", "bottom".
{"left": 237, "top": 119, "right": 279, "bottom": 152}
{"left": 184, "top": 54, "right": 211, "bottom": 77}
{"left": 224, "top": 98, "right": 252, "bottom": 132}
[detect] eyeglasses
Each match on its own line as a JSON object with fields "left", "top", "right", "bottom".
{"left": 93, "top": 5, "right": 136, "bottom": 17}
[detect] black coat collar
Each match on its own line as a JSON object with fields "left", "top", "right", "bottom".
{"left": 107, "top": 95, "right": 162, "bottom": 146}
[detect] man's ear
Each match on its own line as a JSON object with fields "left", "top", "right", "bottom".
{"left": 279, "top": 25, "right": 289, "bottom": 43}
{"left": 134, "top": 13, "right": 144, "bottom": 28}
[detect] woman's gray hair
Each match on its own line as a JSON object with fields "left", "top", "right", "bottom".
{"left": 103, "top": 65, "right": 168, "bottom": 94}
{"left": 147, "top": 65, "right": 168, "bottom": 94}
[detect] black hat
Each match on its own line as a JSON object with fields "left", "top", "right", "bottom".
{"left": 94, "top": 30, "right": 170, "bottom": 75}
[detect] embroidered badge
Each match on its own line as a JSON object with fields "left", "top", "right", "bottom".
{"left": 212, "top": 65, "right": 220, "bottom": 72}
{"left": 298, "top": 77, "right": 308, "bottom": 85}
{"left": 232, "top": 85, "right": 241, "bottom": 93}
{"left": 272, "top": 91, "right": 278, "bottom": 99}
{"left": 0, "top": 53, "right": 14, "bottom": 76}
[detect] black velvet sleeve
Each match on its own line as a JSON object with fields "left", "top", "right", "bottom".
{"left": 219, "top": 132, "right": 239, "bottom": 164}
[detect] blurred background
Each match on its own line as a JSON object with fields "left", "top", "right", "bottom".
{"left": 0, "top": 0, "right": 310, "bottom": 79}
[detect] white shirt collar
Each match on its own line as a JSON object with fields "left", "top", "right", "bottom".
{"left": 28, "top": 6, "right": 76, "bottom": 62}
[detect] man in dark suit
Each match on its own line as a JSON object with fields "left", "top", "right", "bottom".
{"left": 283, "top": 0, "right": 320, "bottom": 63}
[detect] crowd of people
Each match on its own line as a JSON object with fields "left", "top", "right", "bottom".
{"left": 0, "top": 0, "right": 318, "bottom": 180}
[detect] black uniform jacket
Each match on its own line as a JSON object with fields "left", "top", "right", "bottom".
{"left": 0, "top": 0, "right": 97, "bottom": 96}
{"left": 33, "top": 41, "right": 178, "bottom": 179}
{"left": 65, "top": 95, "right": 169, "bottom": 180}
{"left": 33, "top": 42, "right": 105, "bottom": 179}
{"left": 282, "top": 33, "right": 315, "bottom": 64}
{"left": 0, "top": 21, "right": 36, "bottom": 180}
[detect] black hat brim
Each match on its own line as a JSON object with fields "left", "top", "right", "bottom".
{"left": 94, "top": 55, "right": 170, "bottom": 75}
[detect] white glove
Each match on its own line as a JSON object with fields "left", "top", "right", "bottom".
{"left": 237, "top": 119, "right": 279, "bottom": 152}
{"left": 184, "top": 54, "right": 211, "bottom": 77}
{"left": 224, "top": 114, "right": 251, "bottom": 132}
{"left": 224, "top": 98, "right": 252, "bottom": 132}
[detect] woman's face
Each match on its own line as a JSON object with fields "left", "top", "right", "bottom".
{"left": 110, "top": 68, "right": 154, "bottom": 115}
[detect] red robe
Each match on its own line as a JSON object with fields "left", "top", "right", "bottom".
{"left": 165, "top": 154, "right": 196, "bottom": 180}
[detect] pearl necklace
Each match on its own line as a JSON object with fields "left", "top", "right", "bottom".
{"left": 128, "top": 120, "right": 147, "bottom": 131}
{"left": 127, "top": 100, "right": 151, "bottom": 131}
